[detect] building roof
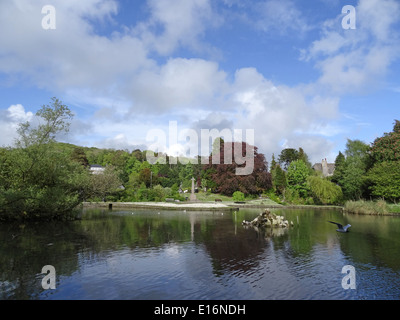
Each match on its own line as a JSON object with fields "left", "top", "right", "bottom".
{"left": 312, "top": 161, "right": 335, "bottom": 177}
{"left": 90, "top": 164, "right": 104, "bottom": 168}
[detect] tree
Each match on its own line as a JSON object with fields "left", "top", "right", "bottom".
{"left": 232, "top": 191, "right": 245, "bottom": 202}
{"left": 71, "top": 147, "right": 89, "bottom": 167}
{"left": 16, "top": 97, "right": 73, "bottom": 148}
{"left": 278, "top": 148, "right": 299, "bottom": 170}
{"left": 287, "top": 160, "right": 310, "bottom": 197}
{"left": 203, "top": 141, "right": 272, "bottom": 196}
{"left": 371, "top": 120, "right": 400, "bottom": 163}
{"left": 274, "top": 165, "right": 287, "bottom": 195}
{"left": 307, "top": 176, "right": 343, "bottom": 205}
{"left": 86, "top": 166, "right": 123, "bottom": 201}
{"left": 0, "top": 98, "right": 89, "bottom": 220}
{"left": 345, "top": 139, "right": 371, "bottom": 166}
{"left": 139, "top": 167, "right": 152, "bottom": 188}
{"left": 338, "top": 139, "right": 371, "bottom": 200}
{"left": 298, "top": 147, "right": 312, "bottom": 169}
{"left": 366, "top": 161, "right": 400, "bottom": 202}
{"left": 331, "top": 151, "right": 345, "bottom": 184}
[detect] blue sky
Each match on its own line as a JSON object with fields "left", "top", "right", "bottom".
{"left": 0, "top": 0, "right": 399, "bottom": 164}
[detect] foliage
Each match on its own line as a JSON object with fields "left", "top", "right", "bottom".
{"left": 298, "top": 147, "right": 312, "bottom": 169}
{"left": 71, "top": 147, "right": 89, "bottom": 167}
{"left": 366, "top": 161, "right": 400, "bottom": 202}
{"left": 307, "top": 176, "right": 343, "bottom": 205}
{"left": 283, "top": 188, "right": 314, "bottom": 205}
{"left": 84, "top": 166, "right": 123, "bottom": 201}
{"left": 340, "top": 159, "right": 366, "bottom": 200}
{"left": 331, "top": 151, "right": 345, "bottom": 185}
{"left": 263, "top": 189, "right": 283, "bottom": 204}
{"left": 274, "top": 165, "right": 287, "bottom": 195}
{"left": 16, "top": 97, "right": 73, "bottom": 148}
{"left": 232, "top": 191, "right": 245, "bottom": 202}
{"left": 5, "top": 100, "right": 400, "bottom": 219}
{"left": 203, "top": 141, "right": 272, "bottom": 196}
{"left": 0, "top": 98, "right": 88, "bottom": 220}
{"left": 371, "top": 120, "right": 400, "bottom": 163}
{"left": 333, "top": 139, "right": 371, "bottom": 200}
{"left": 287, "top": 160, "right": 310, "bottom": 198}
{"left": 278, "top": 148, "right": 299, "bottom": 170}
{"left": 344, "top": 200, "right": 389, "bottom": 215}
{"left": 388, "top": 204, "right": 400, "bottom": 214}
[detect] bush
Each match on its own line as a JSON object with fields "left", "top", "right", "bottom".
{"left": 232, "top": 191, "right": 245, "bottom": 202}
{"left": 307, "top": 176, "right": 343, "bottom": 205}
{"left": 287, "top": 160, "right": 310, "bottom": 198}
{"left": 264, "top": 190, "right": 283, "bottom": 204}
{"left": 344, "top": 200, "right": 389, "bottom": 215}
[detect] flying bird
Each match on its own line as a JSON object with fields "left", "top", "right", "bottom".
{"left": 328, "top": 221, "right": 351, "bottom": 233}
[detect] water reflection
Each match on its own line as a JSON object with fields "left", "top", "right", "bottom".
{"left": 0, "top": 208, "right": 400, "bottom": 300}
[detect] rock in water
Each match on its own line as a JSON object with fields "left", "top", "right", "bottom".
{"left": 242, "top": 210, "right": 292, "bottom": 228}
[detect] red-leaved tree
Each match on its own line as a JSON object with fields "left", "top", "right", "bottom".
{"left": 203, "top": 140, "right": 272, "bottom": 196}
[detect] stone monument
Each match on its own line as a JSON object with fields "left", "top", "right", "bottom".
{"left": 189, "top": 177, "right": 197, "bottom": 201}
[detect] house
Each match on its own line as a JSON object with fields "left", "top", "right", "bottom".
{"left": 312, "top": 158, "right": 335, "bottom": 177}
{"left": 89, "top": 164, "right": 105, "bottom": 175}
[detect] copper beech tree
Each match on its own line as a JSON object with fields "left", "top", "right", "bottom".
{"left": 203, "top": 140, "right": 272, "bottom": 196}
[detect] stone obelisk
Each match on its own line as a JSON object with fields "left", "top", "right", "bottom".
{"left": 190, "top": 177, "right": 197, "bottom": 202}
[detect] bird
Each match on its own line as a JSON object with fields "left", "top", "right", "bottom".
{"left": 328, "top": 221, "right": 351, "bottom": 233}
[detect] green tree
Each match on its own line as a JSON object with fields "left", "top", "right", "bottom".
{"left": 71, "top": 147, "right": 89, "bottom": 167}
{"left": 366, "top": 161, "right": 400, "bottom": 202}
{"left": 16, "top": 97, "right": 73, "bottom": 148}
{"left": 274, "top": 164, "right": 287, "bottom": 195}
{"left": 331, "top": 151, "right": 345, "bottom": 184}
{"left": 278, "top": 148, "right": 299, "bottom": 170}
{"left": 307, "top": 176, "right": 343, "bottom": 205}
{"left": 371, "top": 120, "right": 400, "bottom": 163}
{"left": 0, "top": 98, "right": 89, "bottom": 220}
{"left": 338, "top": 139, "right": 371, "bottom": 200}
{"left": 85, "top": 166, "right": 122, "bottom": 201}
{"left": 287, "top": 160, "right": 310, "bottom": 197}
{"left": 298, "top": 147, "right": 312, "bottom": 169}
{"left": 232, "top": 191, "right": 245, "bottom": 202}
{"left": 342, "top": 161, "right": 364, "bottom": 200}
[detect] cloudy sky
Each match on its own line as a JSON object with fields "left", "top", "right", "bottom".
{"left": 0, "top": 0, "right": 399, "bottom": 164}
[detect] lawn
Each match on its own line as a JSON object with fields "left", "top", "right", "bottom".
{"left": 194, "top": 191, "right": 281, "bottom": 206}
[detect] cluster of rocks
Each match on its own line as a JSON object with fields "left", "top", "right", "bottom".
{"left": 242, "top": 210, "right": 293, "bottom": 228}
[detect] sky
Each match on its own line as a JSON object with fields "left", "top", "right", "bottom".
{"left": 0, "top": 0, "right": 399, "bottom": 164}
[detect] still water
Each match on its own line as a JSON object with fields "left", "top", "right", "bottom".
{"left": 1, "top": 207, "right": 400, "bottom": 300}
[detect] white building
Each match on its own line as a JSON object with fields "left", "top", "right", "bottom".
{"left": 89, "top": 164, "right": 105, "bottom": 175}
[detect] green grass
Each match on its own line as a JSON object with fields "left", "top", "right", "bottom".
{"left": 194, "top": 192, "right": 233, "bottom": 202}
{"left": 344, "top": 200, "right": 390, "bottom": 215}
{"left": 388, "top": 204, "right": 400, "bottom": 214}
{"left": 193, "top": 191, "right": 281, "bottom": 206}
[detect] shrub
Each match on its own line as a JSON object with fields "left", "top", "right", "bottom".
{"left": 232, "top": 191, "right": 245, "bottom": 202}
{"left": 344, "top": 200, "right": 389, "bottom": 215}
{"left": 307, "top": 176, "right": 343, "bottom": 205}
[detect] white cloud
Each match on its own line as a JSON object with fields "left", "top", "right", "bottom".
{"left": 7, "top": 104, "right": 34, "bottom": 123}
{"left": 0, "top": 104, "right": 33, "bottom": 146}
{"left": 126, "top": 58, "right": 228, "bottom": 114}
{"left": 3, "top": 0, "right": 397, "bottom": 165}
{"left": 0, "top": 0, "right": 152, "bottom": 93}
{"left": 134, "top": 0, "right": 221, "bottom": 55}
{"left": 255, "top": 0, "right": 312, "bottom": 35}
{"left": 186, "top": 67, "right": 342, "bottom": 163}
{"left": 303, "top": 0, "right": 400, "bottom": 94}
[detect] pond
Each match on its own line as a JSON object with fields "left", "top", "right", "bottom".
{"left": 1, "top": 207, "right": 400, "bottom": 300}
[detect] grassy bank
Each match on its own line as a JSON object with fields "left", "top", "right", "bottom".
{"left": 344, "top": 200, "right": 400, "bottom": 215}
